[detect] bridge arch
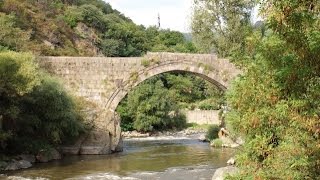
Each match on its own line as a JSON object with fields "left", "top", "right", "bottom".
{"left": 105, "top": 60, "right": 230, "bottom": 113}
{"left": 39, "top": 52, "right": 241, "bottom": 154}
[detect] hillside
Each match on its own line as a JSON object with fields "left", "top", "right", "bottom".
{"left": 0, "top": 0, "right": 197, "bottom": 57}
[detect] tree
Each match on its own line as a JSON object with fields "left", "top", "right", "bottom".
{"left": 0, "top": 51, "right": 40, "bottom": 120}
{"left": 11, "top": 75, "right": 85, "bottom": 153}
{"left": 117, "top": 77, "right": 185, "bottom": 132}
{"left": 0, "top": 13, "right": 30, "bottom": 51}
{"left": 117, "top": 72, "right": 224, "bottom": 132}
{"left": 0, "top": 51, "right": 40, "bottom": 150}
{"left": 225, "top": 0, "right": 320, "bottom": 179}
{"left": 0, "top": 51, "right": 85, "bottom": 154}
{"left": 191, "top": 0, "right": 255, "bottom": 57}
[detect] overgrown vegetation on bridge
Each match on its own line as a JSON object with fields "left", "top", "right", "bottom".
{"left": 192, "top": 0, "right": 320, "bottom": 179}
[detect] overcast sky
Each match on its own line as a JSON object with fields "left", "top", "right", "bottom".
{"left": 104, "top": 0, "right": 193, "bottom": 32}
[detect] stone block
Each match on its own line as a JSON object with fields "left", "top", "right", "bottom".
{"left": 80, "top": 130, "right": 111, "bottom": 155}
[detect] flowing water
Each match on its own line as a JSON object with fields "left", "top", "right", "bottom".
{"left": 1, "top": 136, "right": 236, "bottom": 180}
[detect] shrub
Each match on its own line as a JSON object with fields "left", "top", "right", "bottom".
{"left": 16, "top": 75, "right": 86, "bottom": 146}
{"left": 121, "top": 122, "right": 134, "bottom": 132}
{"left": 211, "top": 139, "right": 223, "bottom": 147}
{"left": 205, "top": 125, "right": 220, "bottom": 141}
{"left": 168, "top": 111, "right": 187, "bottom": 130}
{"left": 141, "top": 58, "right": 151, "bottom": 67}
{"left": 198, "top": 98, "right": 221, "bottom": 110}
{"left": 7, "top": 77, "right": 86, "bottom": 154}
{"left": 0, "top": 51, "right": 40, "bottom": 144}
{"left": 0, "top": 51, "right": 86, "bottom": 154}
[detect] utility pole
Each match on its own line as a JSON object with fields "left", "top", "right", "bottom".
{"left": 157, "top": 13, "right": 161, "bottom": 28}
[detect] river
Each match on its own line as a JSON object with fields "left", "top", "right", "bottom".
{"left": 1, "top": 136, "right": 235, "bottom": 180}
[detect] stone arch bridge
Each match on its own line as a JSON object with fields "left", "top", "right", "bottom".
{"left": 39, "top": 52, "right": 241, "bottom": 155}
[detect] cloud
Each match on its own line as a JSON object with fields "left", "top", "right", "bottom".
{"left": 104, "top": 0, "right": 193, "bottom": 32}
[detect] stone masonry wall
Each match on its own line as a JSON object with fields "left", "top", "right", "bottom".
{"left": 185, "top": 110, "right": 221, "bottom": 125}
{"left": 38, "top": 52, "right": 241, "bottom": 154}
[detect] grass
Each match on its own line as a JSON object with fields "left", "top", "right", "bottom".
{"left": 210, "top": 139, "right": 223, "bottom": 147}
{"left": 186, "top": 123, "right": 211, "bottom": 130}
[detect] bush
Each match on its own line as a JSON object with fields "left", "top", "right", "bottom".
{"left": 0, "top": 51, "right": 86, "bottom": 154}
{"left": 205, "top": 125, "right": 220, "bottom": 141}
{"left": 0, "top": 51, "right": 40, "bottom": 97}
{"left": 198, "top": 98, "right": 221, "bottom": 110}
{"left": 141, "top": 58, "right": 151, "bottom": 67}
{"left": 211, "top": 139, "right": 223, "bottom": 147}
{"left": 168, "top": 111, "right": 187, "bottom": 130}
{"left": 0, "top": 51, "right": 40, "bottom": 144}
{"left": 16, "top": 75, "right": 85, "bottom": 146}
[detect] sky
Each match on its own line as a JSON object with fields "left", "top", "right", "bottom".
{"left": 104, "top": 0, "right": 193, "bottom": 33}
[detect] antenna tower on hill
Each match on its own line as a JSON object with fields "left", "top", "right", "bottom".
{"left": 158, "top": 13, "right": 161, "bottom": 28}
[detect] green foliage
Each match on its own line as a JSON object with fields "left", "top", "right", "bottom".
{"left": 117, "top": 71, "right": 225, "bottom": 132}
{"left": 186, "top": 123, "right": 211, "bottom": 131}
{"left": 0, "top": 51, "right": 85, "bottom": 154}
{"left": 205, "top": 125, "right": 220, "bottom": 141}
{"left": 0, "top": 0, "right": 198, "bottom": 56}
{"left": 198, "top": 98, "right": 221, "bottom": 110}
{"left": 211, "top": 139, "right": 223, "bottom": 147}
{"left": 141, "top": 58, "right": 151, "bottom": 67}
{"left": 117, "top": 77, "right": 187, "bottom": 132}
{"left": 16, "top": 75, "right": 85, "bottom": 145}
{"left": 0, "top": 51, "right": 40, "bottom": 126}
{"left": 0, "top": 51, "right": 40, "bottom": 96}
{"left": 191, "top": 0, "right": 255, "bottom": 56}
{"left": 146, "top": 27, "right": 198, "bottom": 53}
{"left": 0, "top": 13, "right": 30, "bottom": 52}
{"left": 221, "top": 1, "right": 320, "bottom": 179}
{"left": 64, "top": 6, "right": 84, "bottom": 28}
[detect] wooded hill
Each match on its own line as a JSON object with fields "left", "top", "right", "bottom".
{"left": 0, "top": 0, "right": 197, "bottom": 57}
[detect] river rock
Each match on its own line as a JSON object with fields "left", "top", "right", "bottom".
{"left": 235, "top": 137, "right": 245, "bottom": 145}
{"left": 227, "top": 157, "right": 236, "bottom": 165}
{"left": 198, "top": 134, "right": 207, "bottom": 142}
{"left": 5, "top": 160, "right": 32, "bottom": 170}
{"left": 36, "top": 148, "right": 62, "bottom": 163}
{"left": 122, "top": 131, "right": 150, "bottom": 138}
{"left": 17, "top": 154, "right": 36, "bottom": 163}
{"left": 0, "top": 161, "right": 8, "bottom": 170}
{"left": 212, "top": 166, "right": 239, "bottom": 180}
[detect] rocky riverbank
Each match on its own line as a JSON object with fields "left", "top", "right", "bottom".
{"left": 1, "top": 128, "right": 241, "bottom": 172}
{"left": 0, "top": 148, "right": 62, "bottom": 171}
{"left": 122, "top": 128, "right": 207, "bottom": 139}
{"left": 212, "top": 166, "right": 239, "bottom": 180}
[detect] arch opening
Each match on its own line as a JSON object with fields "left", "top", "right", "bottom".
{"left": 105, "top": 60, "right": 230, "bottom": 112}
{"left": 114, "top": 70, "right": 226, "bottom": 132}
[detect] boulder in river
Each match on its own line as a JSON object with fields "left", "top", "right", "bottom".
{"left": 5, "top": 160, "right": 32, "bottom": 170}
{"left": 227, "top": 157, "right": 236, "bottom": 165}
{"left": 36, "top": 148, "right": 62, "bottom": 163}
{"left": 212, "top": 166, "right": 238, "bottom": 180}
{"left": 198, "top": 134, "right": 207, "bottom": 142}
{"left": 0, "top": 161, "right": 8, "bottom": 170}
{"left": 17, "top": 154, "right": 36, "bottom": 163}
